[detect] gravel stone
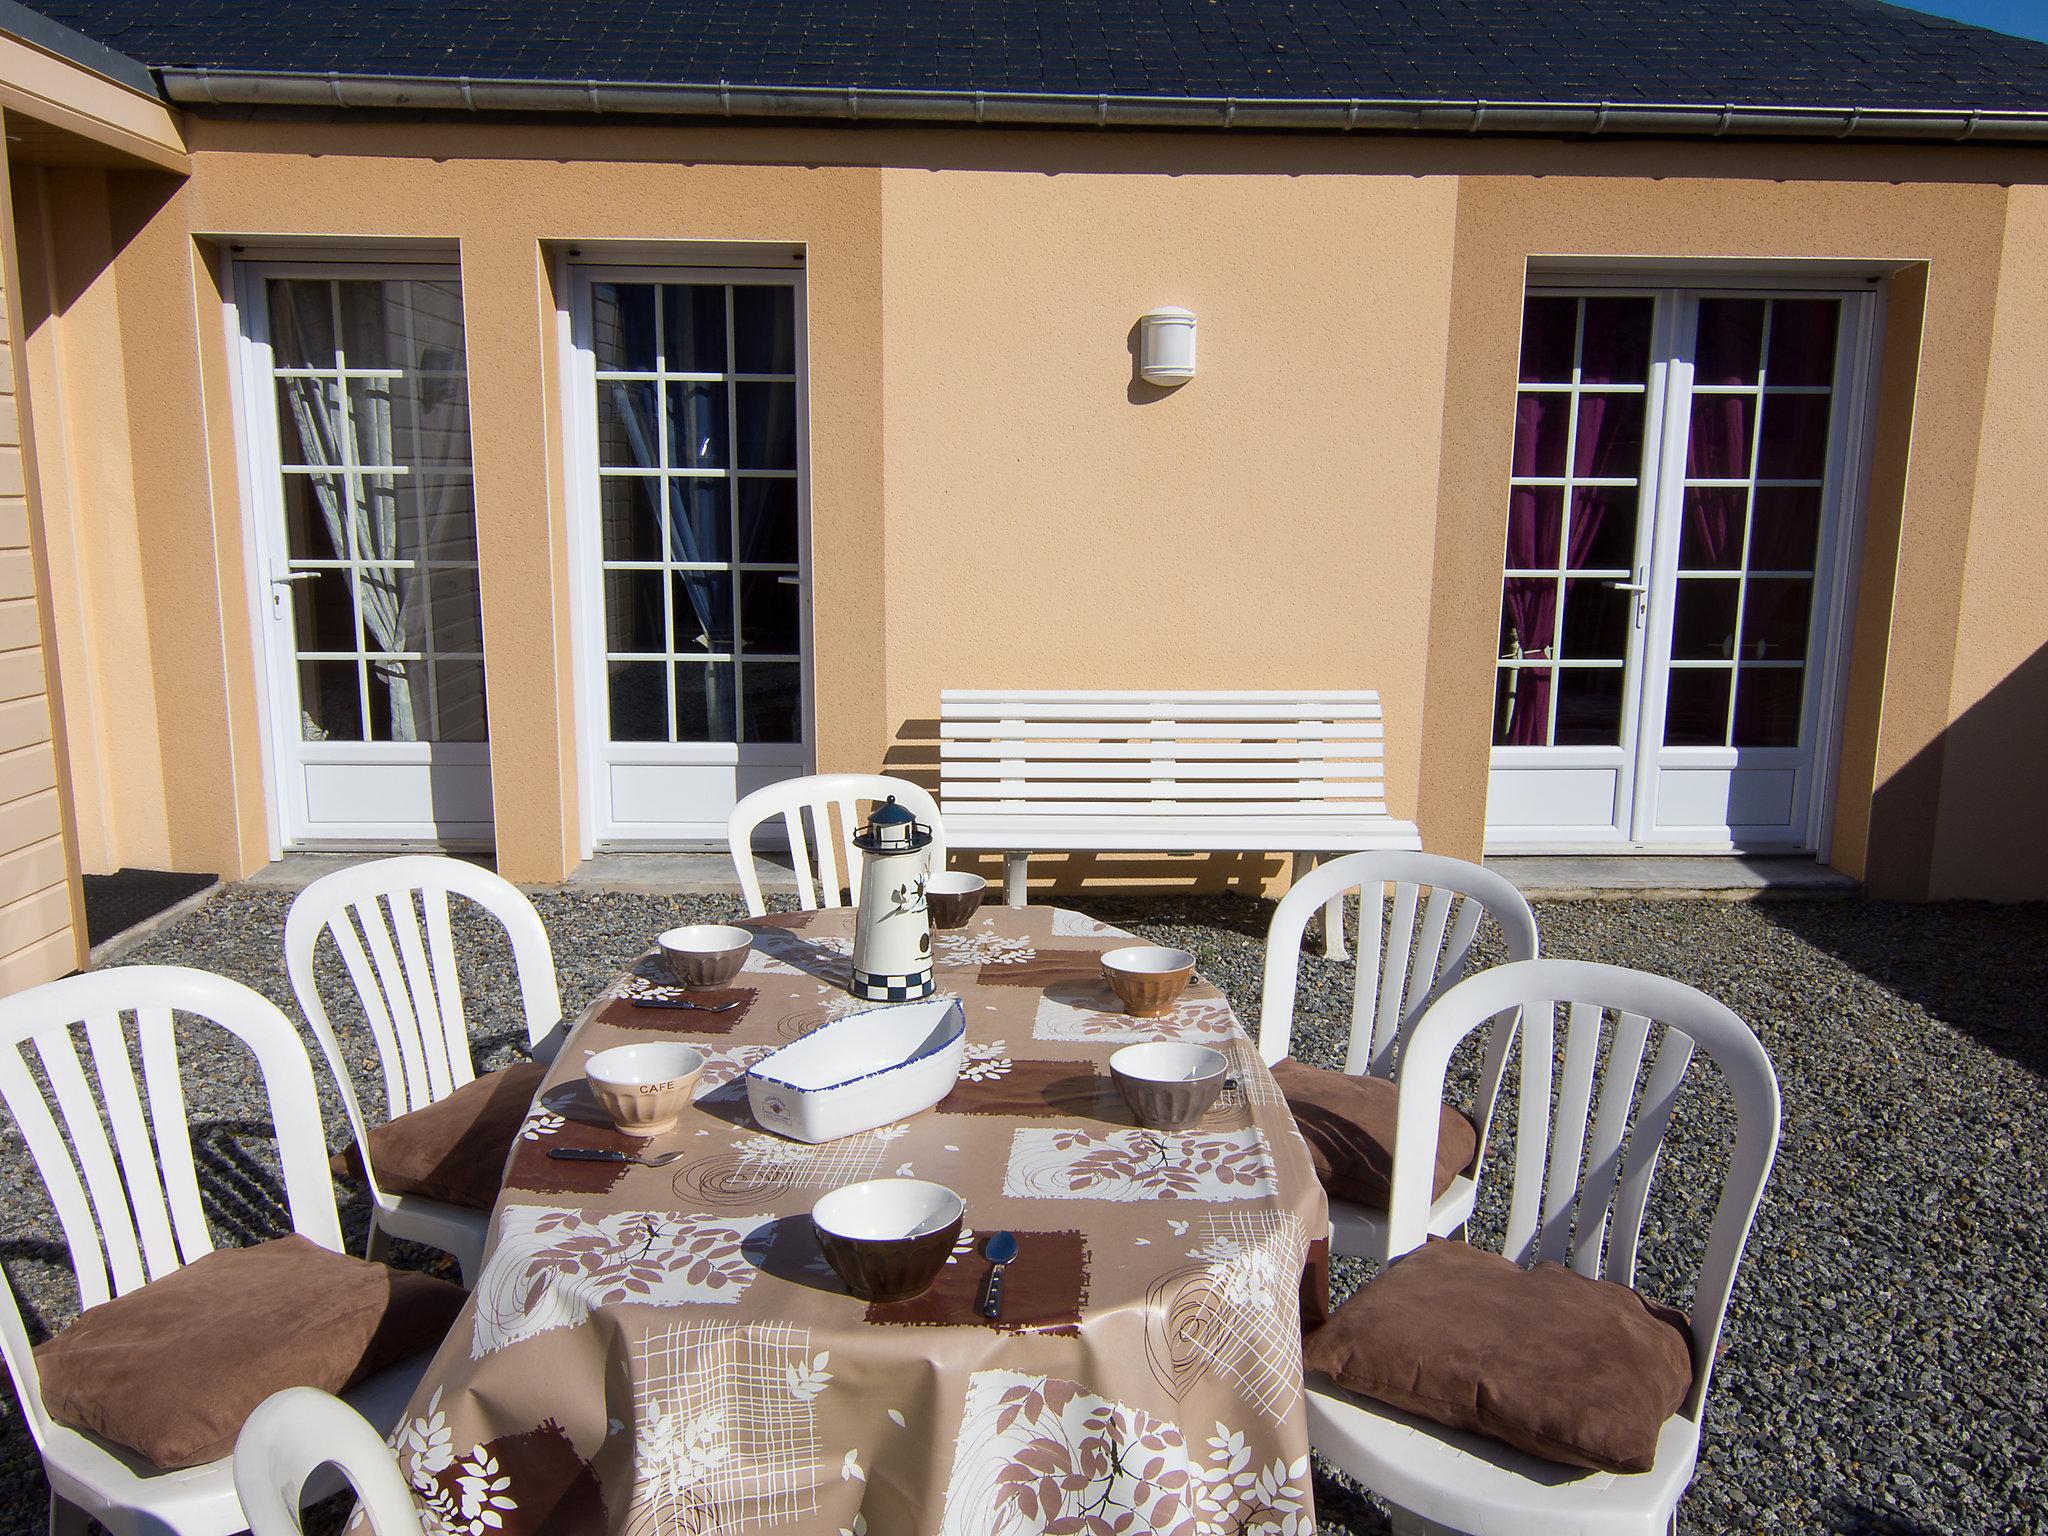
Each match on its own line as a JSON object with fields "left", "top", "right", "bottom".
{"left": 0, "top": 887, "right": 2040, "bottom": 1536}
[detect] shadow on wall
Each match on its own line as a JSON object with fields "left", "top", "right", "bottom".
{"left": 884, "top": 718, "right": 1292, "bottom": 896}
{"left": 1861, "top": 639, "right": 2048, "bottom": 903}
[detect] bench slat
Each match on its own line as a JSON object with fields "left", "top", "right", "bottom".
{"left": 942, "top": 762, "right": 1381, "bottom": 782}
{"left": 940, "top": 740, "right": 1384, "bottom": 761}
{"left": 941, "top": 688, "right": 1382, "bottom": 704}
{"left": 939, "top": 699, "right": 1384, "bottom": 722}
{"left": 941, "top": 799, "right": 1386, "bottom": 816}
{"left": 941, "top": 721, "right": 1383, "bottom": 741}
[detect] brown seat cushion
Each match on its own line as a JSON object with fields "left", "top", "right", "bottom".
{"left": 332, "top": 1060, "right": 546, "bottom": 1210}
{"left": 34, "top": 1233, "right": 467, "bottom": 1470}
{"left": 1302, "top": 1237, "right": 1696, "bottom": 1474}
{"left": 1268, "top": 1057, "right": 1479, "bottom": 1210}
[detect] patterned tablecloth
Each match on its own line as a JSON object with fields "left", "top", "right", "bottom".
{"left": 384, "top": 904, "right": 1329, "bottom": 1536}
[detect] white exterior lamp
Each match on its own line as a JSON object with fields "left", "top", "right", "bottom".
{"left": 1137, "top": 306, "right": 1197, "bottom": 386}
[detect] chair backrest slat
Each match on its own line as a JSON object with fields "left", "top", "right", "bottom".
{"left": 1606, "top": 1027, "right": 1698, "bottom": 1288}
{"left": 136, "top": 1006, "right": 213, "bottom": 1265}
{"left": 1385, "top": 961, "right": 1779, "bottom": 1420}
{"left": 1570, "top": 1009, "right": 1653, "bottom": 1278}
{"left": 0, "top": 1044, "right": 113, "bottom": 1309}
{"left": 421, "top": 887, "right": 471, "bottom": 1089}
{"left": 1346, "top": 884, "right": 1385, "bottom": 1075}
{"left": 286, "top": 857, "right": 564, "bottom": 1211}
{"left": 81, "top": 1009, "right": 184, "bottom": 1284}
{"left": 33, "top": 1023, "right": 150, "bottom": 1298}
{"left": 1370, "top": 880, "right": 1422, "bottom": 1068}
{"left": 728, "top": 774, "right": 947, "bottom": 917}
{"left": 1535, "top": 999, "right": 1606, "bottom": 1267}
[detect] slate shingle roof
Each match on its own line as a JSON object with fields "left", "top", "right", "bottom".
{"left": 24, "top": 0, "right": 2048, "bottom": 116}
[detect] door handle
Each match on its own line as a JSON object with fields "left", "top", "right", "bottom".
{"left": 1603, "top": 580, "right": 1648, "bottom": 594}
{"left": 270, "top": 571, "right": 318, "bottom": 585}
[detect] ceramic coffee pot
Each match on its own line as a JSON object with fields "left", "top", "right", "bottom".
{"left": 850, "top": 796, "right": 936, "bottom": 1002}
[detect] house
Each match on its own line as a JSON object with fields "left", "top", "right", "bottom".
{"left": 0, "top": 0, "right": 2044, "bottom": 991}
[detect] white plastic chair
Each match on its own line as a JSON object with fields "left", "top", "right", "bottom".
{"left": 0, "top": 966, "right": 434, "bottom": 1536}
{"left": 285, "top": 856, "right": 564, "bottom": 1283}
{"left": 235, "top": 1387, "right": 423, "bottom": 1535}
{"left": 1258, "top": 850, "right": 1539, "bottom": 1261}
{"left": 727, "top": 772, "right": 947, "bottom": 916}
{"left": 1305, "top": 958, "right": 1782, "bottom": 1536}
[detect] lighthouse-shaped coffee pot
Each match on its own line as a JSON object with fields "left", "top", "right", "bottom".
{"left": 850, "top": 796, "right": 936, "bottom": 1002}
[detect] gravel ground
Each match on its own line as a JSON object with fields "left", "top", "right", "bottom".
{"left": 1, "top": 887, "right": 2042, "bottom": 1535}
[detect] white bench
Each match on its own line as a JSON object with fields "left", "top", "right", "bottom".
{"left": 938, "top": 690, "right": 1421, "bottom": 951}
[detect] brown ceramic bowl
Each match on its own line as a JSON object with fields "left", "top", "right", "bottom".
{"left": 811, "top": 1179, "right": 965, "bottom": 1303}
{"left": 925, "top": 871, "right": 988, "bottom": 930}
{"left": 656, "top": 924, "right": 753, "bottom": 989}
{"left": 1110, "top": 1042, "right": 1229, "bottom": 1129}
{"left": 1100, "top": 945, "right": 1197, "bottom": 1017}
{"left": 586, "top": 1043, "right": 707, "bottom": 1137}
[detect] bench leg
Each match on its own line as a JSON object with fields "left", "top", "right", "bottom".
{"left": 1004, "top": 852, "right": 1030, "bottom": 907}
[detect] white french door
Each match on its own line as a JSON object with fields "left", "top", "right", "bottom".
{"left": 239, "top": 264, "right": 493, "bottom": 847}
{"left": 1485, "top": 282, "right": 1876, "bottom": 853}
{"left": 565, "top": 267, "right": 813, "bottom": 844}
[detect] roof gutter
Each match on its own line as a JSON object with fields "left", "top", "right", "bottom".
{"left": 157, "top": 67, "right": 2048, "bottom": 142}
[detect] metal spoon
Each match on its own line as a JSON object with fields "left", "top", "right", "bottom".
{"left": 980, "top": 1231, "right": 1019, "bottom": 1318}
{"left": 627, "top": 996, "right": 743, "bottom": 1013}
{"left": 546, "top": 1146, "right": 689, "bottom": 1168}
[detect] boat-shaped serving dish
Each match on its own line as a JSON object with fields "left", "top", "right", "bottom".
{"left": 746, "top": 997, "right": 967, "bottom": 1143}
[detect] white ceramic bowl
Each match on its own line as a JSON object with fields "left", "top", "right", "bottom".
{"left": 586, "top": 1042, "right": 707, "bottom": 1136}
{"left": 747, "top": 997, "right": 967, "bottom": 1143}
{"left": 811, "top": 1179, "right": 967, "bottom": 1302}
{"left": 656, "top": 924, "right": 754, "bottom": 988}
{"left": 1100, "top": 945, "right": 1198, "bottom": 1017}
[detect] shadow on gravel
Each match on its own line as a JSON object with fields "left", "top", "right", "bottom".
{"left": 1824, "top": 1501, "right": 1949, "bottom": 1535}
{"left": 1758, "top": 900, "right": 2048, "bottom": 1079}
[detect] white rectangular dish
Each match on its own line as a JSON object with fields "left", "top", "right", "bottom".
{"left": 745, "top": 997, "right": 968, "bottom": 1143}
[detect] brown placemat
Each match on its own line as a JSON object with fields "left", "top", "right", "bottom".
{"left": 937, "top": 1058, "right": 1109, "bottom": 1118}
{"left": 591, "top": 987, "right": 759, "bottom": 1034}
{"left": 866, "top": 1230, "right": 1090, "bottom": 1336}
{"left": 975, "top": 949, "right": 1111, "bottom": 989}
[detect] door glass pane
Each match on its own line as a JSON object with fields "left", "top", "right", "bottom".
{"left": 1573, "top": 394, "right": 1644, "bottom": 479}
{"left": 1499, "top": 577, "right": 1557, "bottom": 663}
{"left": 1679, "top": 488, "right": 1747, "bottom": 571}
{"left": 265, "top": 276, "right": 485, "bottom": 746}
{"left": 674, "top": 661, "right": 738, "bottom": 741}
{"left": 734, "top": 287, "right": 797, "bottom": 374}
{"left": 1686, "top": 394, "right": 1753, "bottom": 478}
{"left": 1765, "top": 301, "right": 1839, "bottom": 385}
{"left": 738, "top": 479, "right": 800, "bottom": 564}
{"left": 1570, "top": 486, "right": 1638, "bottom": 571}
{"left": 1672, "top": 579, "right": 1739, "bottom": 661}
{"left": 1493, "top": 666, "right": 1552, "bottom": 747}
{"left": 1577, "top": 298, "right": 1652, "bottom": 385}
{"left": 1559, "top": 579, "right": 1628, "bottom": 661}
{"left": 1512, "top": 394, "right": 1570, "bottom": 478}
{"left": 1555, "top": 669, "right": 1623, "bottom": 747}
{"left": 592, "top": 283, "right": 657, "bottom": 372}
{"left": 1733, "top": 667, "right": 1805, "bottom": 747}
{"left": 1748, "top": 487, "right": 1822, "bottom": 571}
{"left": 1663, "top": 669, "right": 1731, "bottom": 747}
{"left": 1694, "top": 299, "right": 1765, "bottom": 385}
{"left": 594, "top": 280, "right": 808, "bottom": 747}
{"left": 1517, "top": 297, "right": 1578, "bottom": 383}
{"left": 663, "top": 285, "right": 728, "bottom": 373}
{"left": 1755, "top": 393, "right": 1831, "bottom": 479}
{"left": 1741, "top": 578, "right": 1813, "bottom": 661}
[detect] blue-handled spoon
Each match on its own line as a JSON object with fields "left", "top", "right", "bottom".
{"left": 980, "top": 1231, "right": 1019, "bottom": 1318}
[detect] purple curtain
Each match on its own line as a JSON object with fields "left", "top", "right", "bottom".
{"left": 1501, "top": 394, "right": 1632, "bottom": 744}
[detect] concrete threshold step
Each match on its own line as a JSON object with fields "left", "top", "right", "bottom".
{"left": 1485, "top": 855, "right": 1858, "bottom": 901}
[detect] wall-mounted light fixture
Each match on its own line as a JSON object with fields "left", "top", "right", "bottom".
{"left": 1137, "top": 306, "right": 1196, "bottom": 386}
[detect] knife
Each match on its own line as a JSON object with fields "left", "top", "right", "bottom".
{"left": 980, "top": 1231, "right": 1019, "bottom": 1319}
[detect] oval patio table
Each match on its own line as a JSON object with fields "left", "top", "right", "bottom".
{"left": 380, "top": 904, "right": 1330, "bottom": 1536}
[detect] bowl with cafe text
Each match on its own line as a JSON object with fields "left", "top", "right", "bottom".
{"left": 585, "top": 1043, "right": 705, "bottom": 1137}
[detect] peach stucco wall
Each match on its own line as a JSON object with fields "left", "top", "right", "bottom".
{"left": 12, "top": 118, "right": 2048, "bottom": 897}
